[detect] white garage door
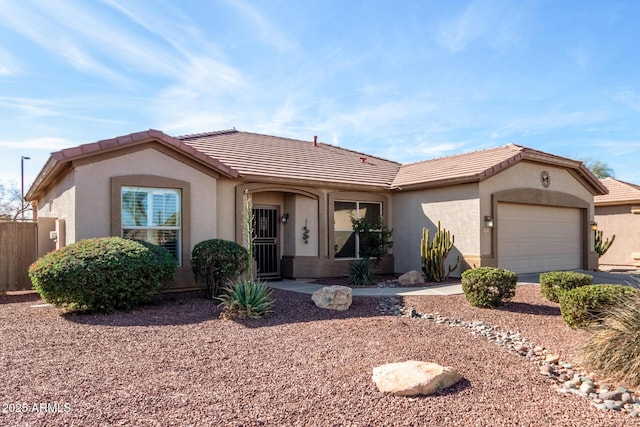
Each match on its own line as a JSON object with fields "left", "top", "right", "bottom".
{"left": 497, "top": 203, "right": 582, "bottom": 274}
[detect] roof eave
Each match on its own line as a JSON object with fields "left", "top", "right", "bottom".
{"left": 391, "top": 175, "right": 480, "bottom": 191}
{"left": 26, "top": 130, "right": 240, "bottom": 200}
{"left": 240, "top": 174, "right": 394, "bottom": 192}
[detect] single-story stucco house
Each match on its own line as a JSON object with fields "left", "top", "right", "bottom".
{"left": 594, "top": 177, "right": 640, "bottom": 269}
{"left": 26, "top": 129, "right": 607, "bottom": 290}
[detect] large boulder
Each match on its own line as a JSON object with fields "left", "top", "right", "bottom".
{"left": 311, "top": 286, "right": 352, "bottom": 310}
{"left": 398, "top": 270, "right": 425, "bottom": 286}
{"left": 372, "top": 360, "right": 461, "bottom": 396}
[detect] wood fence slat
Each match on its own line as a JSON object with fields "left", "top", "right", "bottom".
{"left": 0, "top": 222, "right": 37, "bottom": 292}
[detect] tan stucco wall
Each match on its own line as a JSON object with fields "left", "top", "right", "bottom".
{"left": 36, "top": 169, "right": 76, "bottom": 244}
{"left": 294, "top": 194, "right": 318, "bottom": 256}
{"left": 216, "top": 179, "right": 238, "bottom": 242}
{"left": 480, "top": 162, "right": 594, "bottom": 214}
{"left": 595, "top": 204, "right": 640, "bottom": 267}
{"left": 392, "top": 183, "right": 480, "bottom": 276}
{"left": 74, "top": 148, "right": 218, "bottom": 255}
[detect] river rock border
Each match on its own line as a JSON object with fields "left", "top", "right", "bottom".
{"left": 377, "top": 297, "right": 640, "bottom": 417}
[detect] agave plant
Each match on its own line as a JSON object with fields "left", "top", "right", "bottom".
{"left": 349, "top": 258, "right": 373, "bottom": 286}
{"left": 216, "top": 279, "right": 274, "bottom": 319}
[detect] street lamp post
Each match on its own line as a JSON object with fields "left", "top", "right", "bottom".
{"left": 21, "top": 156, "right": 30, "bottom": 221}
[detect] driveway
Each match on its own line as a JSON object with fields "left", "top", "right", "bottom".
{"left": 518, "top": 269, "right": 640, "bottom": 287}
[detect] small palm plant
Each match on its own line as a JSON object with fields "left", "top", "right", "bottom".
{"left": 216, "top": 279, "right": 274, "bottom": 320}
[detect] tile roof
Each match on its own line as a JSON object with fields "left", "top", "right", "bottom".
{"left": 26, "top": 129, "right": 608, "bottom": 200}
{"left": 392, "top": 144, "right": 606, "bottom": 195}
{"left": 178, "top": 130, "right": 401, "bottom": 188}
{"left": 595, "top": 177, "right": 640, "bottom": 205}
{"left": 26, "top": 129, "right": 239, "bottom": 200}
{"left": 393, "top": 144, "right": 525, "bottom": 189}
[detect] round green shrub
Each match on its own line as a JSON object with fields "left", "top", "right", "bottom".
{"left": 461, "top": 267, "right": 518, "bottom": 308}
{"left": 29, "top": 237, "right": 177, "bottom": 313}
{"left": 191, "top": 239, "right": 249, "bottom": 299}
{"left": 558, "top": 284, "right": 639, "bottom": 329}
{"left": 540, "top": 271, "right": 592, "bottom": 303}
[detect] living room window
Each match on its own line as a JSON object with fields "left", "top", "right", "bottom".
{"left": 334, "top": 201, "right": 382, "bottom": 258}
{"left": 121, "top": 186, "right": 181, "bottom": 263}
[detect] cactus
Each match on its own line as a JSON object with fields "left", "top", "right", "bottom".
{"left": 420, "top": 221, "right": 459, "bottom": 282}
{"left": 594, "top": 230, "right": 615, "bottom": 258}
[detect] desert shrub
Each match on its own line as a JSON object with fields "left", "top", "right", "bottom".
{"left": 558, "top": 284, "right": 639, "bottom": 328}
{"left": 29, "top": 237, "right": 176, "bottom": 313}
{"left": 191, "top": 239, "right": 249, "bottom": 299}
{"left": 349, "top": 258, "right": 373, "bottom": 286}
{"left": 581, "top": 292, "right": 640, "bottom": 387}
{"left": 216, "top": 279, "right": 274, "bottom": 319}
{"left": 540, "top": 271, "right": 592, "bottom": 303}
{"left": 461, "top": 267, "right": 517, "bottom": 308}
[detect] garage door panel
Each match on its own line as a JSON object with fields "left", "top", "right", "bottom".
{"left": 498, "top": 203, "right": 581, "bottom": 274}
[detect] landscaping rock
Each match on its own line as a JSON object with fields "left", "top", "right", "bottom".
{"left": 311, "top": 286, "right": 352, "bottom": 310}
{"left": 398, "top": 270, "right": 425, "bottom": 286}
{"left": 371, "top": 360, "right": 461, "bottom": 396}
{"left": 545, "top": 354, "right": 560, "bottom": 364}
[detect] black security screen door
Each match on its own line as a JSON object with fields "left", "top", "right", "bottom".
{"left": 252, "top": 206, "right": 279, "bottom": 278}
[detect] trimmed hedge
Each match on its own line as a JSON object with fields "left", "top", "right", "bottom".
{"left": 29, "top": 237, "right": 176, "bottom": 313}
{"left": 559, "top": 284, "right": 639, "bottom": 329}
{"left": 461, "top": 267, "right": 517, "bottom": 308}
{"left": 540, "top": 271, "right": 592, "bottom": 303}
{"left": 191, "top": 239, "right": 249, "bottom": 299}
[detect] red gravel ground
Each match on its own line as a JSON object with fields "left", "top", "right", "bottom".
{"left": 1, "top": 286, "right": 637, "bottom": 426}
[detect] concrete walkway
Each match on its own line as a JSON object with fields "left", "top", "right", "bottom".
{"left": 265, "top": 279, "right": 465, "bottom": 296}
{"left": 266, "top": 269, "right": 640, "bottom": 297}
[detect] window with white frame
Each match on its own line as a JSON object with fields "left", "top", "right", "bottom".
{"left": 334, "top": 201, "right": 382, "bottom": 258}
{"left": 121, "top": 186, "right": 181, "bottom": 263}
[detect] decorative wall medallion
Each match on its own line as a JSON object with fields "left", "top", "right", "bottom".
{"left": 540, "top": 170, "right": 551, "bottom": 188}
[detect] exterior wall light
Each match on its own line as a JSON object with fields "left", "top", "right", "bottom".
{"left": 281, "top": 213, "right": 289, "bottom": 224}
{"left": 590, "top": 221, "right": 598, "bottom": 231}
{"left": 484, "top": 215, "right": 494, "bottom": 228}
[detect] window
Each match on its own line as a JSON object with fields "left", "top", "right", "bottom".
{"left": 121, "top": 186, "right": 181, "bottom": 263}
{"left": 334, "top": 201, "right": 381, "bottom": 258}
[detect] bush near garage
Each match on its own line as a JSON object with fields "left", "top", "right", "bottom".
{"left": 29, "top": 237, "right": 176, "bottom": 313}
{"left": 581, "top": 292, "right": 640, "bottom": 388}
{"left": 540, "top": 271, "right": 592, "bottom": 303}
{"left": 191, "top": 239, "right": 249, "bottom": 299}
{"left": 461, "top": 267, "right": 517, "bottom": 308}
{"left": 558, "top": 284, "right": 639, "bottom": 329}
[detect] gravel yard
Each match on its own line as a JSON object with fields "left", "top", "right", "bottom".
{"left": 1, "top": 286, "right": 637, "bottom": 426}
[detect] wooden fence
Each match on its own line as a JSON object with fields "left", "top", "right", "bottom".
{"left": 0, "top": 222, "right": 37, "bottom": 292}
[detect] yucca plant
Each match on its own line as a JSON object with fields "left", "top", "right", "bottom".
{"left": 216, "top": 279, "right": 274, "bottom": 319}
{"left": 581, "top": 292, "right": 640, "bottom": 387}
{"left": 349, "top": 258, "right": 373, "bottom": 286}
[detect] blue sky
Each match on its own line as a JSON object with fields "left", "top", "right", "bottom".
{"left": 1, "top": 0, "right": 640, "bottom": 189}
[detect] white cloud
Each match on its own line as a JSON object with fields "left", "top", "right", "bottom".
{"left": 490, "top": 110, "right": 608, "bottom": 139}
{"left": 437, "top": 0, "right": 528, "bottom": 53}
{"left": 0, "top": 136, "right": 76, "bottom": 151}
{"left": 0, "top": 46, "right": 19, "bottom": 75}
{"left": 613, "top": 90, "right": 640, "bottom": 112}
{"left": 223, "top": 0, "right": 297, "bottom": 53}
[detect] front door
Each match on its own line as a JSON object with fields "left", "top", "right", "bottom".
{"left": 252, "top": 206, "right": 280, "bottom": 278}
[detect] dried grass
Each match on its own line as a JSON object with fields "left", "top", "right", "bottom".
{"left": 581, "top": 293, "right": 640, "bottom": 387}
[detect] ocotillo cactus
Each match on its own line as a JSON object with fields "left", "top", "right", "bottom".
{"left": 594, "top": 230, "right": 615, "bottom": 257}
{"left": 420, "top": 221, "right": 459, "bottom": 282}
